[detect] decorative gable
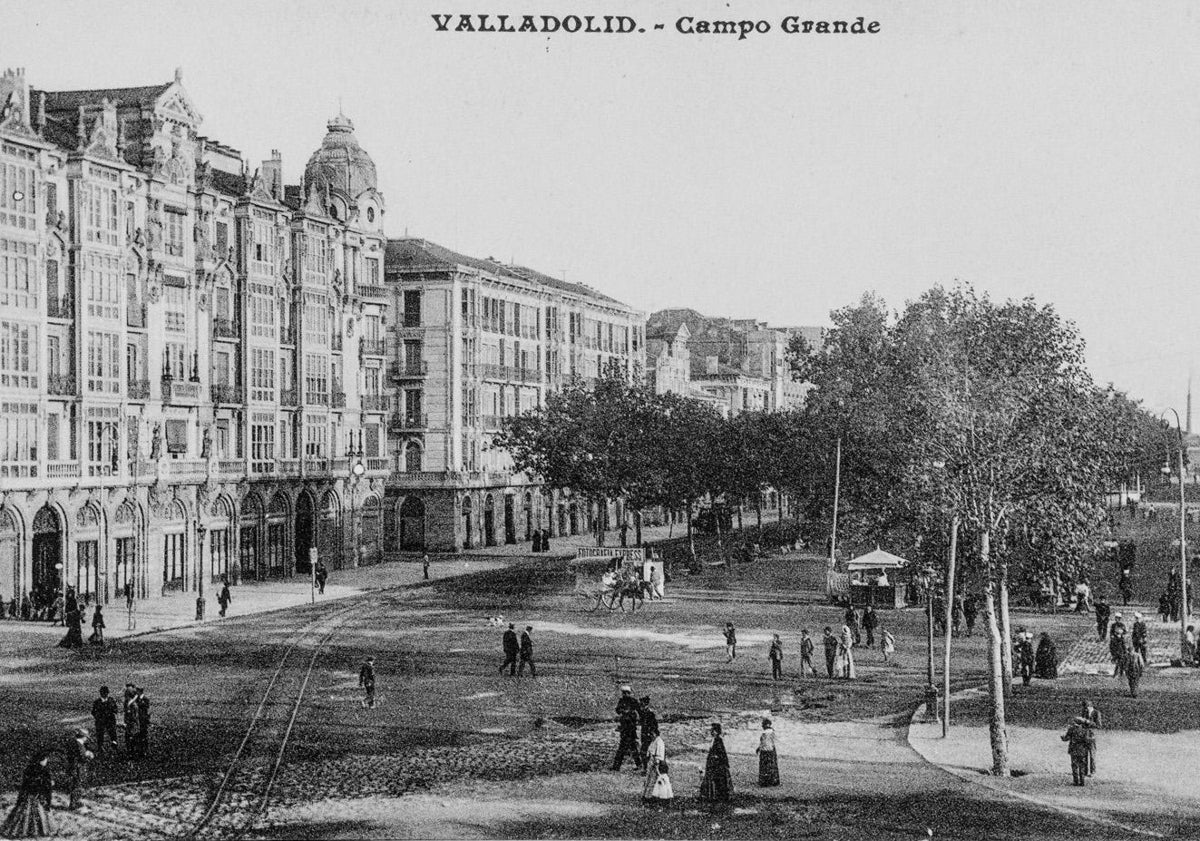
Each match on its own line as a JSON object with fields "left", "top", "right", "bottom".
{"left": 0, "top": 67, "right": 33, "bottom": 136}
{"left": 84, "top": 98, "right": 120, "bottom": 160}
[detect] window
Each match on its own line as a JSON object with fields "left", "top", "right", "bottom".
{"left": 404, "top": 389, "right": 422, "bottom": 424}
{"left": 46, "top": 412, "right": 59, "bottom": 462}
{"left": 213, "top": 350, "right": 230, "bottom": 386}
{"left": 214, "top": 287, "right": 231, "bottom": 321}
{"left": 365, "top": 258, "right": 379, "bottom": 285}
{"left": 251, "top": 422, "right": 275, "bottom": 473}
{"left": 210, "top": 528, "right": 231, "bottom": 582}
{"left": 115, "top": 537, "right": 136, "bottom": 598}
{"left": 85, "top": 253, "right": 121, "bottom": 319}
{"left": 83, "top": 181, "right": 119, "bottom": 245}
{"left": 404, "top": 441, "right": 421, "bottom": 473}
{"left": 304, "top": 353, "right": 328, "bottom": 405}
{"left": 250, "top": 287, "right": 275, "bottom": 338}
{"left": 403, "top": 290, "right": 421, "bottom": 327}
{"left": 0, "top": 148, "right": 37, "bottom": 229}
{"left": 364, "top": 366, "right": 380, "bottom": 396}
{"left": 164, "top": 342, "right": 187, "bottom": 380}
{"left": 365, "top": 425, "right": 380, "bottom": 457}
{"left": 304, "top": 224, "right": 328, "bottom": 277}
{"left": 163, "top": 532, "right": 185, "bottom": 586}
{"left": 251, "top": 348, "right": 275, "bottom": 402}
{"left": 0, "top": 401, "right": 37, "bottom": 477}
{"left": 252, "top": 213, "right": 275, "bottom": 274}
{"left": 85, "top": 330, "right": 119, "bottom": 394}
{"left": 0, "top": 238, "right": 36, "bottom": 309}
{"left": 215, "top": 221, "right": 229, "bottom": 257}
{"left": 86, "top": 406, "right": 119, "bottom": 476}
{"left": 165, "top": 208, "right": 186, "bottom": 256}
{"left": 76, "top": 541, "right": 99, "bottom": 600}
{"left": 165, "top": 419, "right": 188, "bottom": 455}
{"left": 216, "top": 419, "right": 230, "bottom": 458}
{"left": 0, "top": 320, "right": 37, "bottom": 388}
{"left": 366, "top": 207, "right": 375, "bottom": 223}
{"left": 304, "top": 422, "right": 327, "bottom": 457}
{"left": 164, "top": 284, "right": 187, "bottom": 332}
{"left": 303, "top": 294, "right": 328, "bottom": 345}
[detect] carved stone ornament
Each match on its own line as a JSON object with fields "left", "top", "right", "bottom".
{"left": 197, "top": 291, "right": 209, "bottom": 311}
{"left": 345, "top": 318, "right": 355, "bottom": 338}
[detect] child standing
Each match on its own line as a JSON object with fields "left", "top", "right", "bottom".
{"left": 649, "top": 760, "right": 674, "bottom": 807}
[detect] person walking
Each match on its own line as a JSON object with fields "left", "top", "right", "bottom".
{"left": 1131, "top": 613, "right": 1149, "bottom": 664}
{"left": 638, "top": 696, "right": 659, "bottom": 762}
{"left": 499, "top": 623, "right": 519, "bottom": 676}
{"left": 768, "top": 634, "right": 784, "bottom": 681}
{"left": 122, "top": 684, "right": 140, "bottom": 756}
{"left": 65, "top": 727, "right": 93, "bottom": 809}
{"left": 1125, "top": 649, "right": 1146, "bottom": 698}
{"left": 58, "top": 601, "right": 84, "bottom": 649}
{"left": 518, "top": 625, "right": 536, "bottom": 677}
{"left": 1, "top": 751, "right": 54, "bottom": 837}
{"left": 1109, "top": 613, "right": 1128, "bottom": 677}
{"left": 612, "top": 686, "right": 643, "bottom": 771}
{"left": 1016, "top": 631, "right": 1035, "bottom": 686}
{"left": 1094, "top": 595, "right": 1111, "bottom": 641}
{"left": 1159, "top": 592, "right": 1172, "bottom": 624}
{"left": 422, "top": 554, "right": 430, "bottom": 580}
{"left": 799, "top": 629, "right": 816, "bottom": 677}
{"left": 315, "top": 562, "right": 328, "bottom": 595}
{"left": 359, "top": 657, "right": 377, "bottom": 708}
{"left": 843, "top": 606, "right": 862, "bottom": 647}
{"left": 723, "top": 622, "right": 737, "bottom": 663}
{"left": 756, "top": 718, "right": 780, "bottom": 787}
{"left": 89, "top": 605, "right": 105, "bottom": 646}
{"left": 963, "top": 595, "right": 978, "bottom": 637}
{"left": 837, "top": 623, "right": 856, "bottom": 679}
{"left": 1061, "top": 716, "right": 1093, "bottom": 786}
{"left": 133, "top": 687, "right": 150, "bottom": 758}
{"left": 1081, "top": 700, "right": 1102, "bottom": 776}
{"left": 881, "top": 627, "right": 895, "bottom": 662}
{"left": 642, "top": 729, "right": 665, "bottom": 802}
{"left": 217, "top": 579, "right": 232, "bottom": 618}
{"left": 699, "top": 723, "right": 733, "bottom": 803}
{"left": 90, "top": 686, "right": 119, "bottom": 759}
{"left": 822, "top": 626, "right": 838, "bottom": 678}
{"left": 862, "top": 606, "right": 879, "bottom": 648}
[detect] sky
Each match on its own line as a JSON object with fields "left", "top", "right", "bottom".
{"left": 4, "top": 1, "right": 1198, "bottom": 417}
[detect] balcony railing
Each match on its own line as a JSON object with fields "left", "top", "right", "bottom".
{"left": 127, "top": 378, "right": 150, "bottom": 400}
{"left": 277, "top": 459, "right": 300, "bottom": 476}
{"left": 213, "top": 317, "right": 240, "bottom": 339}
{"left": 482, "top": 414, "right": 505, "bottom": 430}
{"left": 519, "top": 368, "right": 543, "bottom": 384}
{"left": 362, "top": 394, "right": 389, "bottom": 412}
{"left": 304, "top": 457, "right": 330, "bottom": 475}
{"left": 218, "top": 459, "right": 246, "bottom": 476}
{"left": 48, "top": 374, "right": 76, "bottom": 396}
{"left": 361, "top": 339, "right": 386, "bottom": 356}
{"left": 366, "top": 457, "right": 391, "bottom": 472}
{"left": 46, "top": 462, "right": 81, "bottom": 479}
{"left": 47, "top": 295, "right": 74, "bottom": 319}
{"left": 166, "top": 460, "right": 207, "bottom": 480}
{"left": 388, "top": 413, "right": 428, "bottom": 432}
{"left": 357, "top": 284, "right": 387, "bottom": 300}
{"left": 162, "top": 377, "right": 201, "bottom": 405}
{"left": 126, "top": 301, "right": 146, "bottom": 328}
{"left": 330, "top": 457, "right": 350, "bottom": 474}
{"left": 280, "top": 388, "right": 298, "bottom": 406}
{"left": 390, "top": 360, "right": 428, "bottom": 380}
{"left": 331, "top": 332, "right": 344, "bottom": 352}
{"left": 305, "top": 393, "right": 329, "bottom": 407}
{"left": 331, "top": 390, "right": 346, "bottom": 409}
{"left": 211, "top": 383, "right": 244, "bottom": 404}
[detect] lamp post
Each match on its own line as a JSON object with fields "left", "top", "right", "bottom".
{"left": 918, "top": 563, "right": 938, "bottom": 719}
{"left": 54, "top": 561, "right": 65, "bottom": 623}
{"left": 349, "top": 430, "right": 366, "bottom": 569}
{"left": 1161, "top": 409, "right": 1188, "bottom": 661}
{"left": 195, "top": 522, "right": 207, "bottom": 620}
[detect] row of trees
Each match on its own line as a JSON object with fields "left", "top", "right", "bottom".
{"left": 497, "top": 284, "right": 1177, "bottom": 775}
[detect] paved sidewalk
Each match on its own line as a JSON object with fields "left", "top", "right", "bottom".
{"left": 0, "top": 558, "right": 502, "bottom": 644}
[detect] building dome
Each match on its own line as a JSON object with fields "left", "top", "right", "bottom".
{"left": 304, "top": 112, "right": 377, "bottom": 198}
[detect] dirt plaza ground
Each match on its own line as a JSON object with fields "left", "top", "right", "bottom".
{"left": 1, "top": 550, "right": 1197, "bottom": 840}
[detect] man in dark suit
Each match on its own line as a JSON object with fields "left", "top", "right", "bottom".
{"left": 518, "top": 626, "right": 536, "bottom": 678}
{"left": 134, "top": 687, "right": 150, "bottom": 758}
{"left": 90, "top": 686, "right": 119, "bottom": 758}
{"left": 65, "top": 727, "right": 93, "bottom": 809}
{"left": 822, "top": 627, "right": 838, "bottom": 678}
{"left": 611, "top": 686, "right": 642, "bottom": 771}
{"left": 499, "top": 623, "right": 519, "bottom": 676}
{"left": 638, "top": 695, "right": 659, "bottom": 760}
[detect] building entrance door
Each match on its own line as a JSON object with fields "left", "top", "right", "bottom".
{"left": 295, "top": 493, "right": 315, "bottom": 574}
{"left": 504, "top": 495, "right": 516, "bottom": 544}
{"left": 31, "top": 506, "right": 62, "bottom": 604}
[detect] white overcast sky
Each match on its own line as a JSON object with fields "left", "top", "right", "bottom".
{"left": 5, "top": 1, "right": 1198, "bottom": 416}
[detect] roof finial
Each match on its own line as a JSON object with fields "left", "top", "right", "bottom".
{"left": 338, "top": 96, "right": 344, "bottom": 117}
{"left": 174, "top": 66, "right": 183, "bottom": 84}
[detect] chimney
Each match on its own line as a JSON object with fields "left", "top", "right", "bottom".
{"left": 706, "top": 356, "right": 719, "bottom": 375}
{"left": 261, "top": 150, "right": 282, "bottom": 200}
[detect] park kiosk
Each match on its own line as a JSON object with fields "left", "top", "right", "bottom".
{"left": 847, "top": 548, "right": 909, "bottom": 609}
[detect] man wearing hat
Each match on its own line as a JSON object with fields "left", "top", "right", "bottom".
{"left": 517, "top": 626, "right": 536, "bottom": 678}
{"left": 499, "top": 623, "right": 519, "bottom": 676}
{"left": 359, "top": 657, "right": 377, "bottom": 708}
{"left": 1109, "top": 613, "right": 1129, "bottom": 677}
{"left": 612, "top": 686, "right": 643, "bottom": 771}
{"left": 1061, "top": 715, "right": 1094, "bottom": 786}
{"left": 90, "top": 685, "right": 119, "bottom": 759}
{"left": 1131, "top": 613, "right": 1149, "bottom": 664}
{"left": 123, "top": 683, "right": 140, "bottom": 755}
{"left": 638, "top": 695, "right": 660, "bottom": 762}
{"left": 65, "top": 726, "right": 94, "bottom": 809}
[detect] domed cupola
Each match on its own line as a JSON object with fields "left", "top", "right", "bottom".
{"left": 304, "top": 112, "right": 377, "bottom": 199}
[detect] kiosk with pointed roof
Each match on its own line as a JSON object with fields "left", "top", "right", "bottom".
{"left": 847, "top": 547, "right": 910, "bottom": 609}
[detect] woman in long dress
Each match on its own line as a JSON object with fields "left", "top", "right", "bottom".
{"left": 837, "top": 624, "right": 857, "bottom": 679}
{"left": 642, "top": 732, "right": 666, "bottom": 802}
{"left": 699, "top": 723, "right": 732, "bottom": 803}
{"left": 650, "top": 760, "right": 674, "bottom": 807}
{"left": 1, "top": 752, "right": 54, "bottom": 838}
{"left": 757, "top": 718, "right": 780, "bottom": 786}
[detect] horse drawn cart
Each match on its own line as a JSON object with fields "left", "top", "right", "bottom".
{"left": 571, "top": 547, "right": 658, "bottom": 613}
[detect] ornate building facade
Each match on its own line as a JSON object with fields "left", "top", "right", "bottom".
{"left": 382, "top": 240, "right": 644, "bottom": 552}
{"left": 0, "top": 65, "right": 645, "bottom": 609}
{"left": 0, "top": 68, "right": 394, "bottom": 609}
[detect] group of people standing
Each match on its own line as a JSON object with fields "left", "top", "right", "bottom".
{"left": 53, "top": 588, "right": 107, "bottom": 650}
{"left": 1104, "top": 612, "right": 1148, "bottom": 697}
{"left": 750, "top": 610, "right": 895, "bottom": 685}
{"left": 1061, "top": 699, "right": 1103, "bottom": 786}
{"left": 1, "top": 683, "right": 151, "bottom": 838}
{"left": 610, "top": 687, "right": 672, "bottom": 806}
{"left": 1013, "top": 629, "right": 1059, "bottom": 685}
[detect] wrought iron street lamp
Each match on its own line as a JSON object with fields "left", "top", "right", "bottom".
{"left": 195, "top": 522, "right": 207, "bottom": 620}
{"left": 917, "top": 563, "right": 938, "bottom": 719}
{"left": 1161, "top": 409, "right": 1189, "bottom": 661}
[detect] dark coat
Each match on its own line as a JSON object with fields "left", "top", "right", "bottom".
{"left": 1035, "top": 636, "right": 1059, "bottom": 678}
{"left": 519, "top": 631, "right": 533, "bottom": 657}
{"left": 700, "top": 735, "right": 733, "bottom": 801}
{"left": 861, "top": 608, "right": 878, "bottom": 630}
{"left": 1062, "top": 719, "right": 1093, "bottom": 758}
{"left": 91, "top": 695, "right": 118, "bottom": 726}
{"left": 218, "top": 585, "right": 232, "bottom": 607}
{"left": 502, "top": 629, "right": 519, "bottom": 655}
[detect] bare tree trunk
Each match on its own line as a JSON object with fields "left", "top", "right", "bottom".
{"left": 942, "top": 517, "right": 959, "bottom": 737}
{"left": 715, "top": 506, "right": 726, "bottom": 568}
{"left": 755, "top": 493, "right": 763, "bottom": 536}
{"left": 634, "top": 510, "right": 643, "bottom": 546}
{"left": 999, "top": 558, "right": 1013, "bottom": 697}
{"left": 596, "top": 498, "right": 607, "bottom": 547}
{"left": 686, "top": 499, "right": 696, "bottom": 566}
{"left": 737, "top": 502, "right": 743, "bottom": 533}
{"left": 981, "top": 530, "right": 1010, "bottom": 776}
